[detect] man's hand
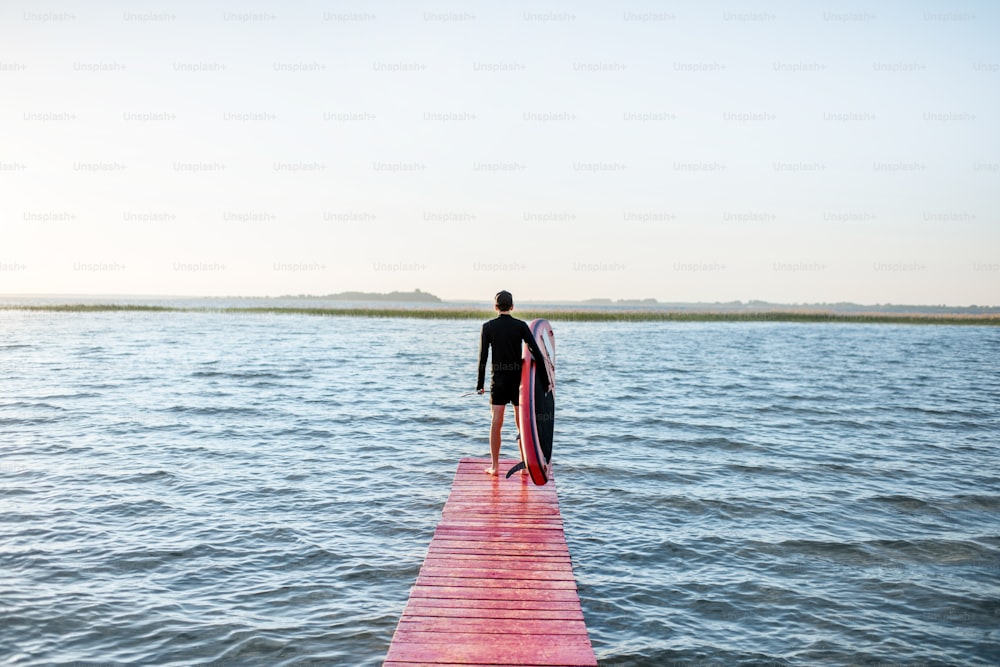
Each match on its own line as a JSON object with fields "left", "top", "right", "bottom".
{"left": 477, "top": 388, "right": 485, "bottom": 394}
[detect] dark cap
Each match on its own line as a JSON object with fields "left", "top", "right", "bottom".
{"left": 494, "top": 290, "right": 513, "bottom": 311}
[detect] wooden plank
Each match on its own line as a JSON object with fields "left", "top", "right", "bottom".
{"left": 425, "top": 546, "right": 569, "bottom": 556}
{"left": 418, "top": 567, "right": 576, "bottom": 581}
{"left": 384, "top": 639, "right": 597, "bottom": 666}
{"left": 396, "top": 618, "right": 589, "bottom": 635}
{"left": 431, "top": 538, "right": 568, "bottom": 548}
{"left": 408, "top": 585, "right": 580, "bottom": 602}
{"left": 414, "top": 575, "right": 578, "bottom": 590}
{"left": 384, "top": 664, "right": 562, "bottom": 667}
{"left": 400, "top": 603, "right": 586, "bottom": 621}
{"left": 434, "top": 526, "right": 568, "bottom": 537}
{"left": 385, "top": 663, "right": 588, "bottom": 667}
{"left": 445, "top": 493, "right": 559, "bottom": 503}
{"left": 396, "top": 619, "right": 589, "bottom": 644}
{"left": 426, "top": 541, "right": 568, "bottom": 553}
{"left": 443, "top": 503, "right": 562, "bottom": 515}
{"left": 432, "top": 533, "right": 568, "bottom": 545}
{"left": 420, "top": 553, "right": 573, "bottom": 565}
{"left": 389, "top": 629, "right": 594, "bottom": 646}
{"left": 428, "top": 533, "right": 568, "bottom": 546}
{"left": 441, "top": 516, "right": 563, "bottom": 524}
{"left": 437, "top": 517, "right": 565, "bottom": 527}
{"left": 435, "top": 530, "right": 565, "bottom": 537}
{"left": 384, "top": 664, "right": 553, "bottom": 667}
{"left": 446, "top": 487, "right": 557, "bottom": 495}
{"left": 417, "top": 563, "right": 573, "bottom": 574}
{"left": 402, "top": 597, "right": 585, "bottom": 613}
{"left": 386, "top": 457, "right": 597, "bottom": 667}
{"left": 443, "top": 499, "right": 560, "bottom": 508}
{"left": 421, "top": 556, "right": 573, "bottom": 569}
{"left": 400, "top": 608, "right": 585, "bottom": 622}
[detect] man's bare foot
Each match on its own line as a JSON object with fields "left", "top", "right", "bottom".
{"left": 485, "top": 466, "right": 498, "bottom": 476}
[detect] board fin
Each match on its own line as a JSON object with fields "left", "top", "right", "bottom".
{"left": 505, "top": 461, "right": 526, "bottom": 479}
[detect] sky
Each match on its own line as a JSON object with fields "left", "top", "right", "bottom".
{"left": 1, "top": 1, "right": 998, "bottom": 305}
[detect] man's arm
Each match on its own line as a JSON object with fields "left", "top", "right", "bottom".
{"left": 476, "top": 323, "right": 489, "bottom": 391}
{"left": 522, "top": 322, "right": 551, "bottom": 389}
{"left": 521, "top": 322, "right": 545, "bottom": 363}
{"left": 522, "top": 322, "right": 545, "bottom": 363}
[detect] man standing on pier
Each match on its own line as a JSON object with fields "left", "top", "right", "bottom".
{"left": 476, "top": 290, "right": 545, "bottom": 476}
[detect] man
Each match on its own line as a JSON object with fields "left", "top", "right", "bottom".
{"left": 476, "top": 290, "right": 545, "bottom": 476}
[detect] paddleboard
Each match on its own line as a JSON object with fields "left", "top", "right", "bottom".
{"left": 518, "top": 319, "right": 555, "bottom": 485}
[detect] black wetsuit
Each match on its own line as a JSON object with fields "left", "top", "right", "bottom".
{"left": 477, "top": 314, "right": 545, "bottom": 406}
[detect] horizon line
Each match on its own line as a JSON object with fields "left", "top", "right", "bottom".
{"left": 1, "top": 292, "right": 998, "bottom": 310}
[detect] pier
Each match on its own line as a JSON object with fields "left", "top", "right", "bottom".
{"left": 385, "top": 457, "right": 597, "bottom": 666}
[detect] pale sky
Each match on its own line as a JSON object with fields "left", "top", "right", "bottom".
{"left": 1, "top": 1, "right": 998, "bottom": 305}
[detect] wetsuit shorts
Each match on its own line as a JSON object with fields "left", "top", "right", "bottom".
{"left": 490, "top": 372, "right": 520, "bottom": 406}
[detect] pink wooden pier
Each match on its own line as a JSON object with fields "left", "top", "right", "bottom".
{"left": 385, "top": 457, "right": 597, "bottom": 667}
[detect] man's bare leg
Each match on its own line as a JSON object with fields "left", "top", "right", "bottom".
{"left": 486, "top": 404, "right": 505, "bottom": 475}
{"left": 513, "top": 404, "right": 529, "bottom": 475}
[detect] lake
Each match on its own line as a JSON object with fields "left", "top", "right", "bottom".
{"left": 1, "top": 311, "right": 997, "bottom": 665}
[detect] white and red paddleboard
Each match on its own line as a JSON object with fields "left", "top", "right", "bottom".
{"left": 518, "top": 319, "right": 555, "bottom": 485}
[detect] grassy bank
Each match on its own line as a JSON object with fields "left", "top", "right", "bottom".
{"left": 4, "top": 303, "right": 1000, "bottom": 325}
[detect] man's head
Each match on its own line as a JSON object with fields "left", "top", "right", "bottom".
{"left": 494, "top": 290, "right": 513, "bottom": 313}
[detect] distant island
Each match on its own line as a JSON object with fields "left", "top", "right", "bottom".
{"left": 277, "top": 289, "right": 442, "bottom": 303}
{"left": 573, "top": 299, "right": 1000, "bottom": 316}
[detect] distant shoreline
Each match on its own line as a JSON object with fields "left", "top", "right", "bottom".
{"left": 3, "top": 292, "right": 998, "bottom": 316}
{"left": 277, "top": 289, "right": 442, "bottom": 303}
{"left": 4, "top": 304, "right": 999, "bottom": 326}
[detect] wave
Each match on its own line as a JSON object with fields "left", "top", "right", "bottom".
{"left": 190, "top": 370, "right": 306, "bottom": 380}
{"left": 161, "top": 405, "right": 264, "bottom": 416}
{"left": 0, "top": 401, "right": 69, "bottom": 411}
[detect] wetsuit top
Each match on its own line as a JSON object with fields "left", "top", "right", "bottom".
{"left": 476, "top": 314, "right": 545, "bottom": 391}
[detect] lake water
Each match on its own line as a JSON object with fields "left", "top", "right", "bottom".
{"left": 1, "top": 311, "right": 998, "bottom": 666}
